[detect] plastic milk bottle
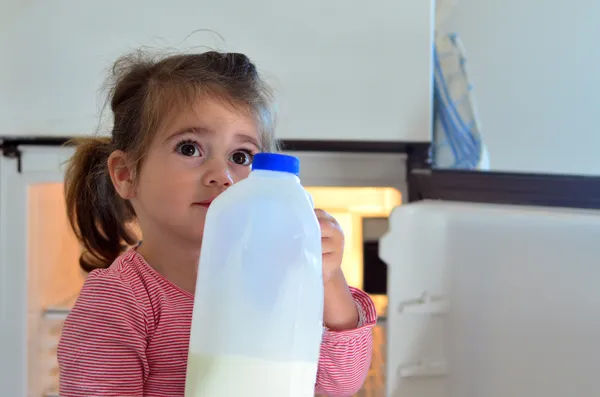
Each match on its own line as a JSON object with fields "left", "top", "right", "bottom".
{"left": 185, "top": 153, "right": 324, "bottom": 397}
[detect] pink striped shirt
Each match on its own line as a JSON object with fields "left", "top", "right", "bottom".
{"left": 58, "top": 249, "right": 377, "bottom": 397}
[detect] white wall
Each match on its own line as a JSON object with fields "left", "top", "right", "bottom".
{"left": 444, "top": 0, "right": 600, "bottom": 175}
{"left": 4, "top": 1, "right": 599, "bottom": 175}
{"left": 0, "top": 0, "right": 433, "bottom": 143}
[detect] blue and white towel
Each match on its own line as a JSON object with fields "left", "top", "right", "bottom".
{"left": 432, "top": 32, "right": 489, "bottom": 170}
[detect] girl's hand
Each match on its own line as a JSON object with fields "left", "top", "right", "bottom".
{"left": 315, "top": 209, "right": 345, "bottom": 283}
{"left": 316, "top": 209, "right": 360, "bottom": 330}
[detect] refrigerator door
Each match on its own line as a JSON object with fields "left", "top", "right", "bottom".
{"left": 0, "top": 145, "right": 84, "bottom": 397}
{"left": 381, "top": 200, "right": 600, "bottom": 397}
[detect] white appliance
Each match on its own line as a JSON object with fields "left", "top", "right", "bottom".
{"left": 381, "top": 169, "right": 600, "bottom": 397}
{"left": 0, "top": 137, "right": 420, "bottom": 397}
{"left": 5, "top": 136, "right": 600, "bottom": 397}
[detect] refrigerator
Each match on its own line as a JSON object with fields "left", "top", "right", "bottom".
{"left": 381, "top": 169, "right": 600, "bottom": 397}
{"left": 2, "top": 136, "right": 600, "bottom": 397}
{"left": 0, "top": 136, "right": 423, "bottom": 397}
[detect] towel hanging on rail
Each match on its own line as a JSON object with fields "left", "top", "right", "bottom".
{"left": 432, "top": 31, "right": 489, "bottom": 170}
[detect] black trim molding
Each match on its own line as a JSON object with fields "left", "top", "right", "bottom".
{"left": 0, "top": 135, "right": 431, "bottom": 173}
{"left": 409, "top": 168, "right": 600, "bottom": 210}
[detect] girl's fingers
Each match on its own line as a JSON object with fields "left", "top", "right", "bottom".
{"left": 319, "top": 219, "right": 337, "bottom": 238}
{"left": 321, "top": 237, "right": 337, "bottom": 254}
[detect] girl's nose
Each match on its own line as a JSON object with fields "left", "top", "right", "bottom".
{"left": 201, "top": 158, "right": 234, "bottom": 188}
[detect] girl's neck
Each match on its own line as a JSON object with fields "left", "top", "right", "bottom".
{"left": 136, "top": 232, "right": 201, "bottom": 294}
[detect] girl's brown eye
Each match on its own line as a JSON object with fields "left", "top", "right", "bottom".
{"left": 176, "top": 142, "right": 201, "bottom": 157}
{"left": 230, "top": 151, "right": 253, "bottom": 166}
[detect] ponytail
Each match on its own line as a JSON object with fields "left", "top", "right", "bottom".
{"left": 64, "top": 138, "right": 137, "bottom": 272}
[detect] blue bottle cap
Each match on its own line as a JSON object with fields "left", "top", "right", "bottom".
{"left": 252, "top": 153, "right": 300, "bottom": 176}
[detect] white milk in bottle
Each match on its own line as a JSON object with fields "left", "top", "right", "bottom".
{"left": 185, "top": 153, "right": 324, "bottom": 397}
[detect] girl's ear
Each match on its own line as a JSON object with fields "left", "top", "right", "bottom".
{"left": 107, "top": 150, "right": 136, "bottom": 200}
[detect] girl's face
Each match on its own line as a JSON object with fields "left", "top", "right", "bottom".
{"left": 131, "top": 97, "right": 261, "bottom": 247}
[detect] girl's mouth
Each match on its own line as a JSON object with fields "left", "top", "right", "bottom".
{"left": 194, "top": 199, "right": 213, "bottom": 208}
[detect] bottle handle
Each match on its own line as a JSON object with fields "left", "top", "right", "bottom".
{"left": 304, "top": 189, "right": 315, "bottom": 209}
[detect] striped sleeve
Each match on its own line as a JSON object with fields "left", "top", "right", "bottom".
{"left": 315, "top": 287, "right": 377, "bottom": 396}
{"left": 57, "top": 269, "right": 149, "bottom": 397}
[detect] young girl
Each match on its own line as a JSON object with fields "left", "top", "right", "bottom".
{"left": 57, "top": 50, "right": 377, "bottom": 397}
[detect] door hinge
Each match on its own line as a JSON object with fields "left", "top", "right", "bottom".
{"left": 0, "top": 141, "right": 22, "bottom": 173}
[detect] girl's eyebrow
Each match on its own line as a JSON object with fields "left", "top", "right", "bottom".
{"left": 164, "top": 126, "right": 210, "bottom": 142}
{"left": 165, "top": 126, "right": 261, "bottom": 149}
{"left": 234, "top": 133, "right": 261, "bottom": 150}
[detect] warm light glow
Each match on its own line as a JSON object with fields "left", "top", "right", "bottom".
{"left": 305, "top": 187, "right": 402, "bottom": 316}
{"left": 28, "top": 183, "right": 86, "bottom": 396}
{"left": 29, "top": 184, "right": 85, "bottom": 309}
{"left": 307, "top": 187, "right": 401, "bottom": 217}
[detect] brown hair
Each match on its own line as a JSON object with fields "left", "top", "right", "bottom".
{"left": 64, "top": 50, "right": 278, "bottom": 272}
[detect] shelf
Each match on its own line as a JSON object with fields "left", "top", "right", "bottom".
{"left": 398, "top": 293, "right": 449, "bottom": 315}
{"left": 399, "top": 360, "right": 447, "bottom": 378}
{"left": 43, "top": 307, "right": 71, "bottom": 321}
